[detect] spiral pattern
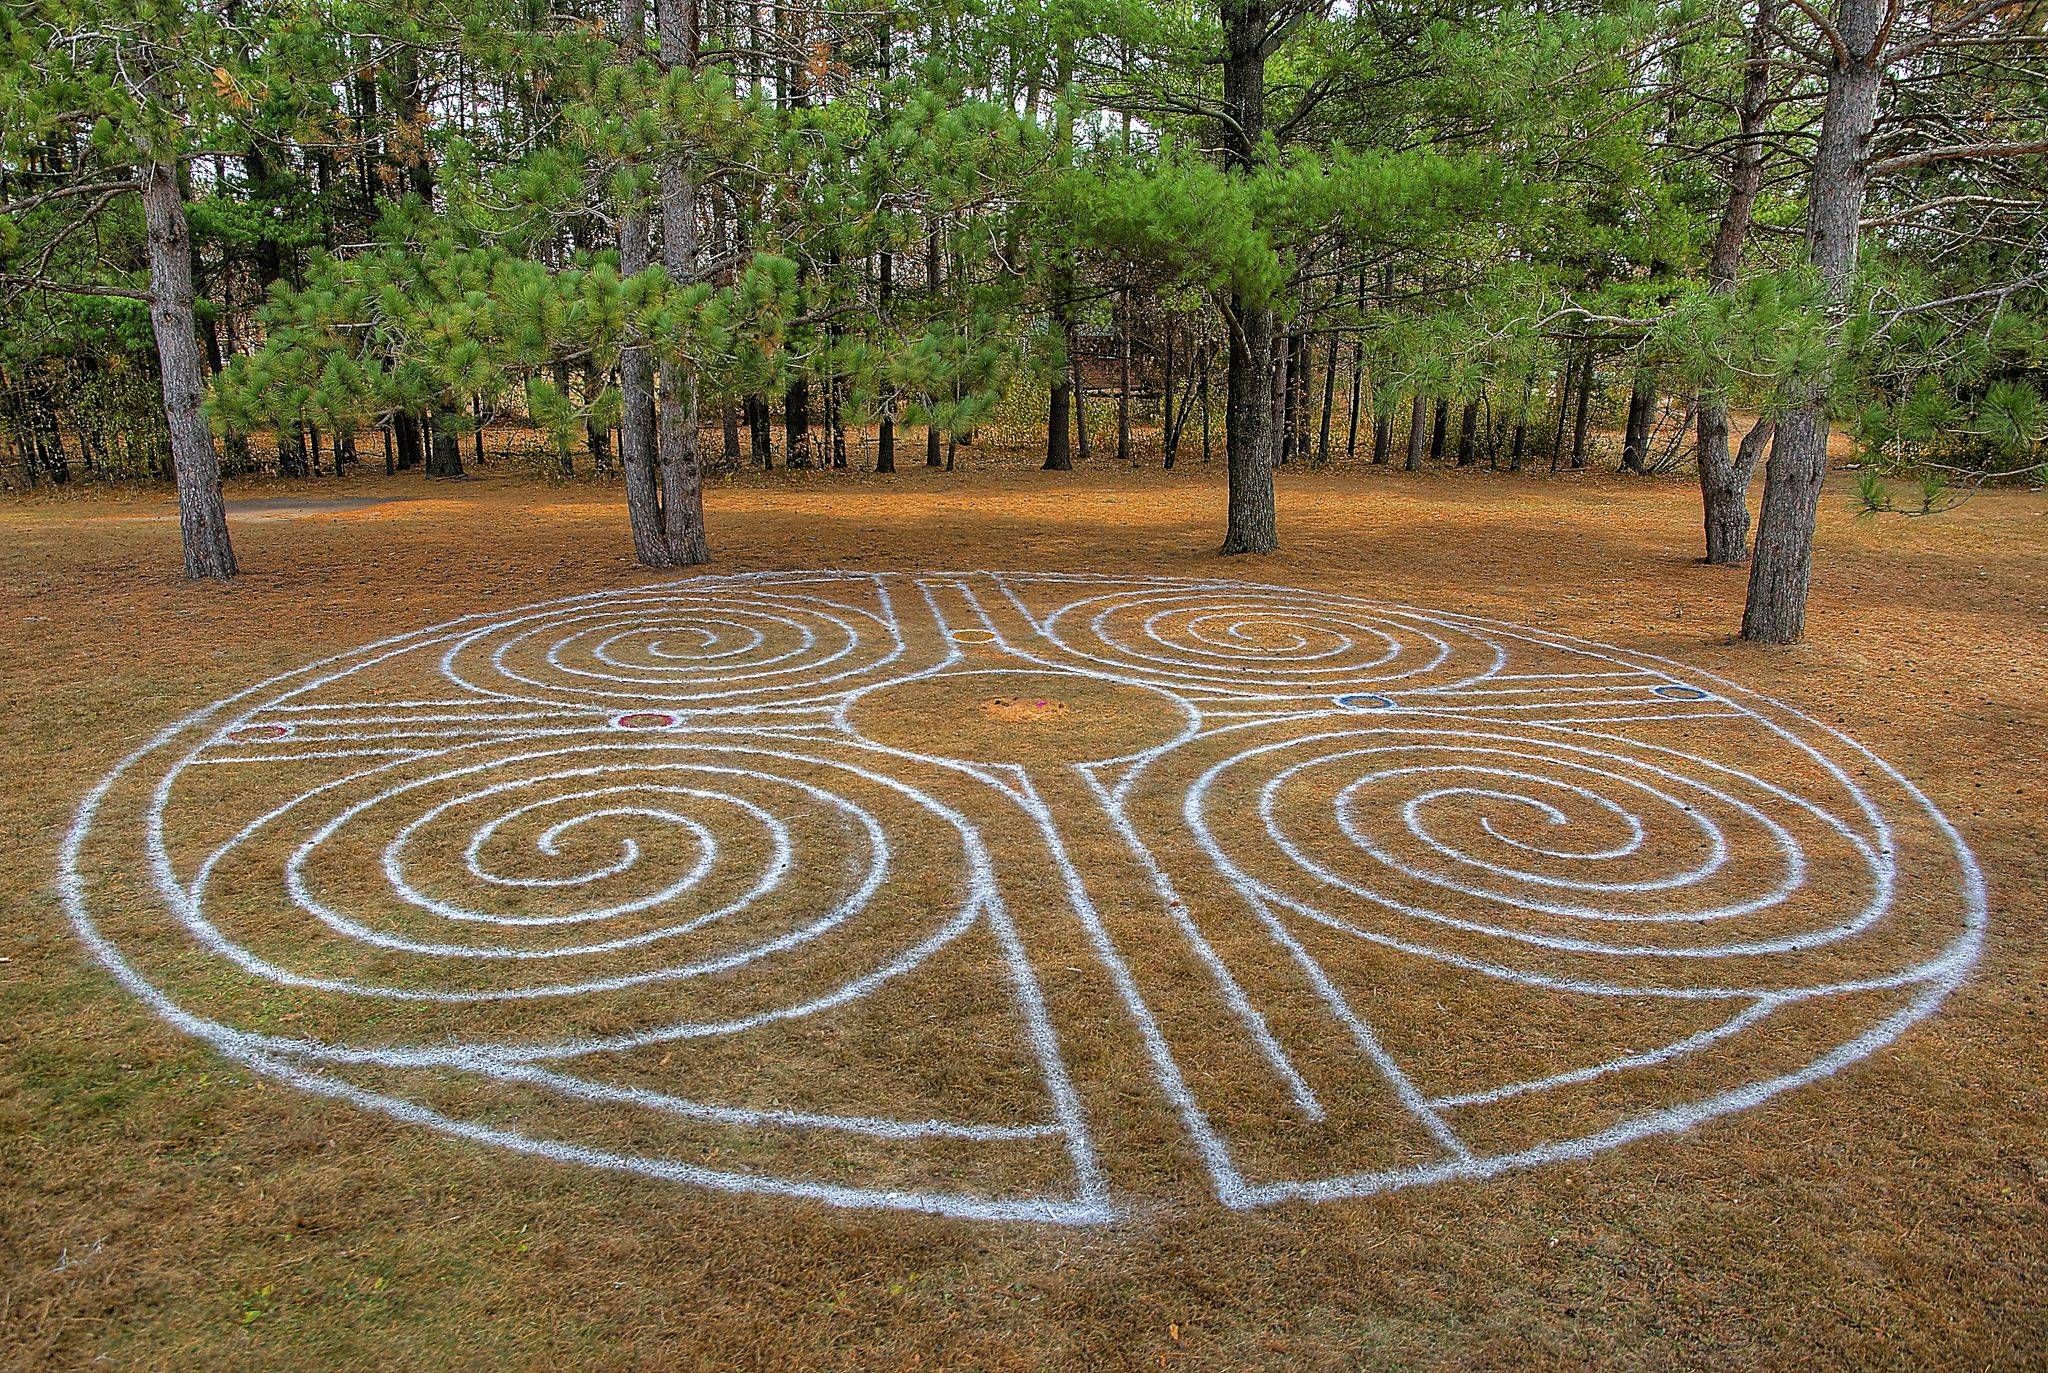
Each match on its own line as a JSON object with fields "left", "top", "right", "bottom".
{"left": 1180, "top": 725, "right": 1910, "bottom": 993}
{"left": 1041, "top": 587, "right": 1500, "bottom": 694}
{"left": 442, "top": 587, "right": 906, "bottom": 708}
{"left": 63, "top": 571, "right": 1984, "bottom": 1223}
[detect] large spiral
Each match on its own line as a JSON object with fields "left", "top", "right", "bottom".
{"left": 145, "top": 734, "right": 986, "bottom": 1059}
{"left": 442, "top": 588, "right": 904, "bottom": 708}
{"left": 1040, "top": 587, "right": 1500, "bottom": 695}
{"left": 1178, "top": 721, "right": 1951, "bottom": 995}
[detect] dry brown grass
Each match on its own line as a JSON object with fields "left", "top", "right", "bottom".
{"left": 2, "top": 449, "right": 2044, "bottom": 1370}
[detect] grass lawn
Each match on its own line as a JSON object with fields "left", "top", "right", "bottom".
{"left": 3, "top": 453, "right": 2042, "bottom": 1370}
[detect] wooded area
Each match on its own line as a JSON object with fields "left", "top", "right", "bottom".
{"left": 1, "top": 0, "right": 2043, "bottom": 641}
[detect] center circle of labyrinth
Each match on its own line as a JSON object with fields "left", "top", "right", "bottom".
{"left": 62, "top": 572, "right": 1984, "bottom": 1225}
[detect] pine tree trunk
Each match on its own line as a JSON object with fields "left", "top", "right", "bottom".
{"left": 586, "top": 361, "right": 615, "bottom": 471}
{"left": 1621, "top": 378, "right": 1654, "bottom": 473}
{"left": 1273, "top": 329, "right": 1292, "bottom": 466}
{"left": 1162, "top": 323, "right": 1179, "bottom": 469}
{"left": 1292, "top": 330, "right": 1310, "bottom": 461}
{"left": 1346, "top": 340, "right": 1365, "bottom": 460}
{"left": 618, "top": 203, "right": 669, "bottom": 564}
{"left": 553, "top": 359, "right": 575, "bottom": 475}
{"left": 656, "top": 0, "right": 710, "bottom": 565}
{"left": 1549, "top": 352, "right": 1575, "bottom": 470}
{"left": 1743, "top": 4, "right": 1881, "bottom": 643}
{"left": 749, "top": 395, "right": 771, "bottom": 468}
{"left": 425, "top": 410, "right": 464, "bottom": 477}
{"left": 926, "top": 220, "right": 943, "bottom": 467}
{"left": 1072, "top": 347, "right": 1091, "bottom": 461}
{"left": 1217, "top": 0, "right": 1276, "bottom": 553}
{"left": 876, "top": 240, "right": 895, "bottom": 474}
{"left": 1428, "top": 397, "right": 1449, "bottom": 463}
{"left": 1455, "top": 398, "right": 1480, "bottom": 466}
{"left": 1316, "top": 330, "right": 1337, "bottom": 465}
{"left": 141, "top": 160, "right": 236, "bottom": 580}
{"left": 1046, "top": 371, "right": 1072, "bottom": 470}
{"left": 1116, "top": 286, "right": 1132, "bottom": 463}
{"left": 1405, "top": 393, "right": 1427, "bottom": 471}
{"left": 1699, "top": 0, "right": 1776, "bottom": 563}
{"left": 784, "top": 378, "right": 810, "bottom": 468}
{"left": 1570, "top": 351, "right": 1594, "bottom": 468}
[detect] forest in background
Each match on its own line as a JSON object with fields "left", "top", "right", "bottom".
{"left": 1, "top": 0, "right": 2043, "bottom": 641}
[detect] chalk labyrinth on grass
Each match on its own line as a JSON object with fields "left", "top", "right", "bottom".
{"left": 63, "top": 572, "right": 1985, "bottom": 1224}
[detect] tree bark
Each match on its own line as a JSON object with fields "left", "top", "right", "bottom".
{"left": 926, "top": 219, "right": 943, "bottom": 467}
{"left": 1405, "top": 392, "right": 1427, "bottom": 471}
{"left": 424, "top": 409, "right": 464, "bottom": 477}
{"left": 1071, "top": 345, "right": 1092, "bottom": 461}
{"left": 617, "top": 203, "right": 669, "bottom": 564}
{"left": 586, "top": 361, "right": 615, "bottom": 471}
{"left": 1699, "top": 0, "right": 1777, "bottom": 563}
{"left": 1621, "top": 377, "right": 1654, "bottom": 473}
{"left": 1116, "top": 286, "right": 1133, "bottom": 463}
{"left": 1743, "top": 0, "right": 1882, "bottom": 643}
{"left": 1217, "top": 0, "right": 1276, "bottom": 553}
{"left": 1316, "top": 329, "right": 1337, "bottom": 464}
{"left": 140, "top": 161, "right": 236, "bottom": 579}
{"left": 1428, "top": 396, "right": 1449, "bottom": 463}
{"left": 1455, "top": 398, "right": 1480, "bottom": 466}
{"left": 876, "top": 238, "right": 895, "bottom": 474}
{"left": 1570, "top": 351, "right": 1594, "bottom": 468}
{"left": 1045, "top": 367, "right": 1072, "bottom": 470}
{"left": 655, "top": 0, "right": 710, "bottom": 565}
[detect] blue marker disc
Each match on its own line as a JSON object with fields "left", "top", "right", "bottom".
{"left": 1334, "top": 693, "right": 1395, "bottom": 711}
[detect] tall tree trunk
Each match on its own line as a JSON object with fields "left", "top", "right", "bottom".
{"left": 424, "top": 409, "right": 464, "bottom": 477}
{"left": 784, "top": 376, "right": 810, "bottom": 468}
{"left": 1621, "top": 377, "right": 1654, "bottom": 473}
{"left": 1455, "top": 398, "right": 1480, "bottom": 466}
{"left": 1316, "top": 328, "right": 1337, "bottom": 464}
{"left": 876, "top": 236, "right": 895, "bottom": 474}
{"left": 1045, "top": 294, "right": 1074, "bottom": 471}
{"left": 926, "top": 218, "right": 943, "bottom": 467}
{"left": 1217, "top": 0, "right": 1276, "bottom": 553}
{"left": 1570, "top": 350, "right": 1594, "bottom": 468}
{"left": 1428, "top": 397, "right": 1449, "bottom": 463}
{"left": 1162, "top": 322, "right": 1179, "bottom": 469}
{"left": 1071, "top": 345, "right": 1091, "bottom": 461}
{"left": 617, "top": 203, "right": 668, "bottom": 564}
{"left": 748, "top": 395, "right": 771, "bottom": 467}
{"left": 1699, "top": 0, "right": 1777, "bottom": 563}
{"left": 140, "top": 161, "right": 236, "bottom": 579}
{"left": 553, "top": 358, "right": 575, "bottom": 475}
{"left": 1549, "top": 351, "right": 1576, "bottom": 470}
{"left": 1743, "top": 0, "right": 1882, "bottom": 643}
{"left": 1046, "top": 362, "right": 1072, "bottom": 470}
{"left": 1346, "top": 343, "right": 1365, "bottom": 460}
{"left": 1269, "top": 327, "right": 1286, "bottom": 467}
{"left": 585, "top": 361, "right": 615, "bottom": 471}
{"left": 656, "top": 0, "right": 709, "bottom": 564}
{"left": 613, "top": 0, "right": 669, "bottom": 564}
{"left": 1116, "top": 285, "right": 1133, "bottom": 463}
{"left": 1405, "top": 393, "right": 1428, "bottom": 471}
